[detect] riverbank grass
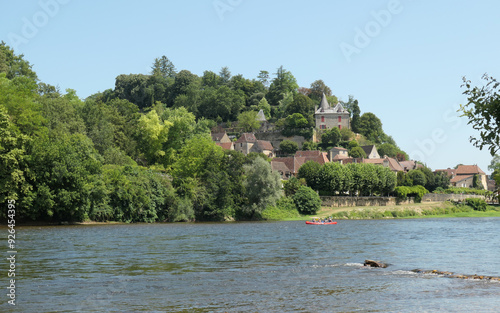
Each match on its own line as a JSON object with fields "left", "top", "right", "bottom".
{"left": 297, "top": 202, "right": 500, "bottom": 220}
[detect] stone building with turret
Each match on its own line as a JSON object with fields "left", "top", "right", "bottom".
{"left": 315, "top": 93, "right": 350, "bottom": 130}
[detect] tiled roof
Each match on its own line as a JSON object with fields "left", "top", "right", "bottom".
{"left": 331, "top": 146, "right": 348, "bottom": 151}
{"left": 450, "top": 174, "right": 473, "bottom": 183}
{"left": 216, "top": 142, "right": 233, "bottom": 150}
{"left": 363, "top": 157, "right": 403, "bottom": 172}
{"left": 434, "top": 168, "right": 457, "bottom": 177}
{"left": 235, "top": 133, "right": 256, "bottom": 143}
{"left": 455, "top": 165, "right": 485, "bottom": 175}
{"left": 255, "top": 140, "right": 273, "bottom": 151}
{"left": 271, "top": 161, "right": 291, "bottom": 174}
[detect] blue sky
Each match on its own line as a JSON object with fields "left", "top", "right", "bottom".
{"left": 1, "top": 0, "right": 499, "bottom": 174}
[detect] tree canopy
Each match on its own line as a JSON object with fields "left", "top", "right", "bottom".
{"left": 460, "top": 74, "right": 500, "bottom": 156}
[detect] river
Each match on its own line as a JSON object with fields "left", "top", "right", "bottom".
{"left": 2, "top": 218, "right": 500, "bottom": 312}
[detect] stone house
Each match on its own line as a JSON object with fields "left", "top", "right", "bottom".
{"left": 234, "top": 133, "right": 274, "bottom": 158}
{"left": 361, "top": 145, "right": 380, "bottom": 159}
{"left": 362, "top": 156, "right": 404, "bottom": 173}
{"left": 329, "top": 147, "right": 349, "bottom": 162}
{"left": 451, "top": 165, "right": 488, "bottom": 190}
{"left": 315, "top": 93, "right": 350, "bottom": 130}
{"left": 211, "top": 131, "right": 231, "bottom": 144}
{"left": 271, "top": 150, "right": 329, "bottom": 179}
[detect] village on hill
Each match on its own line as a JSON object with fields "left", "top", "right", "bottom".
{"left": 211, "top": 94, "right": 496, "bottom": 193}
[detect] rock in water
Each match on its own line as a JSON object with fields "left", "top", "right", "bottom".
{"left": 364, "top": 260, "right": 388, "bottom": 268}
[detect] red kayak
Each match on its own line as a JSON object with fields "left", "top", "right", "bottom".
{"left": 306, "top": 221, "right": 337, "bottom": 225}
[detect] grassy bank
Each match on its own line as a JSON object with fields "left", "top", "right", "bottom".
{"left": 294, "top": 202, "right": 500, "bottom": 220}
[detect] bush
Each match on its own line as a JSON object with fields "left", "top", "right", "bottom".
{"left": 293, "top": 186, "right": 321, "bottom": 215}
{"left": 394, "top": 185, "right": 429, "bottom": 203}
{"left": 261, "top": 196, "right": 300, "bottom": 220}
{"left": 465, "top": 198, "right": 488, "bottom": 211}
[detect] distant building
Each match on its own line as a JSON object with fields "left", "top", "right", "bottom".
{"left": 361, "top": 145, "right": 380, "bottom": 159}
{"left": 234, "top": 133, "right": 274, "bottom": 158}
{"left": 451, "top": 165, "right": 488, "bottom": 190}
{"left": 271, "top": 150, "right": 329, "bottom": 179}
{"left": 329, "top": 147, "right": 349, "bottom": 162}
{"left": 315, "top": 93, "right": 350, "bottom": 130}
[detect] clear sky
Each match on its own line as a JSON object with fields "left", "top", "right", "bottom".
{"left": 1, "top": 0, "right": 499, "bottom": 174}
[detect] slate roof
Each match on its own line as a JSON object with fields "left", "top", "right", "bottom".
{"left": 256, "top": 109, "right": 267, "bottom": 122}
{"left": 315, "top": 93, "right": 348, "bottom": 114}
{"left": 361, "top": 145, "right": 376, "bottom": 157}
{"left": 211, "top": 132, "right": 227, "bottom": 142}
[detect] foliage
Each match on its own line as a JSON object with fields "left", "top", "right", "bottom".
{"left": 267, "top": 66, "right": 298, "bottom": 106}
{"left": 407, "top": 169, "right": 427, "bottom": 187}
{"left": 309, "top": 79, "right": 332, "bottom": 102}
{"left": 459, "top": 74, "right": 500, "bottom": 156}
{"left": 394, "top": 185, "right": 429, "bottom": 203}
{"left": 280, "top": 139, "right": 299, "bottom": 155}
{"left": 302, "top": 141, "right": 318, "bottom": 151}
{"left": 464, "top": 198, "right": 488, "bottom": 211}
{"left": 349, "top": 146, "right": 367, "bottom": 158}
{"left": 242, "top": 157, "right": 282, "bottom": 219}
{"left": 358, "top": 112, "right": 385, "bottom": 144}
{"left": 293, "top": 186, "right": 321, "bottom": 215}
{"left": 298, "top": 161, "right": 322, "bottom": 191}
{"left": 151, "top": 55, "right": 176, "bottom": 79}
{"left": 261, "top": 196, "right": 299, "bottom": 220}
{"left": 257, "top": 97, "right": 271, "bottom": 119}
{"left": 283, "top": 176, "right": 305, "bottom": 196}
{"left": 320, "top": 127, "right": 341, "bottom": 148}
{"left": 237, "top": 110, "right": 261, "bottom": 132}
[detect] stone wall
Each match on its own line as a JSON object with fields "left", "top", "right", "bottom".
{"left": 320, "top": 196, "right": 414, "bottom": 207}
{"left": 254, "top": 132, "right": 306, "bottom": 149}
{"left": 422, "top": 193, "right": 486, "bottom": 202}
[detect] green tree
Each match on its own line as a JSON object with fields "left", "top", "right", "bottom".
{"left": 293, "top": 186, "right": 321, "bottom": 215}
{"left": 283, "top": 176, "right": 305, "bottom": 197}
{"left": 349, "top": 146, "right": 367, "bottom": 158}
{"left": 151, "top": 55, "right": 176, "bottom": 78}
{"left": 257, "top": 70, "right": 270, "bottom": 88}
{"left": 237, "top": 110, "right": 260, "bottom": 132}
{"left": 460, "top": 74, "right": 500, "bottom": 155}
{"left": 297, "top": 161, "right": 322, "bottom": 191}
{"left": 257, "top": 97, "right": 271, "bottom": 119}
{"left": 243, "top": 157, "right": 282, "bottom": 219}
{"left": 267, "top": 66, "right": 299, "bottom": 106}
{"left": 0, "top": 42, "right": 38, "bottom": 81}
{"left": 26, "top": 133, "right": 103, "bottom": 221}
{"left": 377, "top": 143, "right": 399, "bottom": 158}
{"left": 0, "top": 105, "right": 31, "bottom": 205}
{"left": 358, "top": 112, "right": 384, "bottom": 143}
{"left": 219, "top": 66, "right": 231, "bottom": 84}
{"left": 309, "top": 79, "right": 332, "bottom": 102}
{"left": 302, "top": 141, "right": 318, "bottom": 151}
{"left": 280, "top": 139, "right": 299, "bottom": 155}
{"left": 137, "top": 110, "right": 172, "bottom": 165}
{"left": 321, "top": 127, "right": 341, "bottom": 148}
{"left": 408, "top": 169, "right": 427, "bottom": 187}
{"left": 488, "top": 155, "right": 500, "bottom": 175}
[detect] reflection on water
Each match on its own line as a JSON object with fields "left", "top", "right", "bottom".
{"left": 1, "top": 218, "right": 500, "bottom": 312}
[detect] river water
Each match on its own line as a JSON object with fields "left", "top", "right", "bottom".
{"left": 2, "top": 218, "right": 500, "bottom": 312}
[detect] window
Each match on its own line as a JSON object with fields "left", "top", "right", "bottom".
{"left": 320, "top": 125, "right": 326, "bottom": 129}
{"left": 339, "top": 125, "right": 342, "bottom": 130}
{"left": 338, "top": 116, "right": 341, "bottom": 123}
{"left": 321, "top": 116, "right": 325, "bottom": 122}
